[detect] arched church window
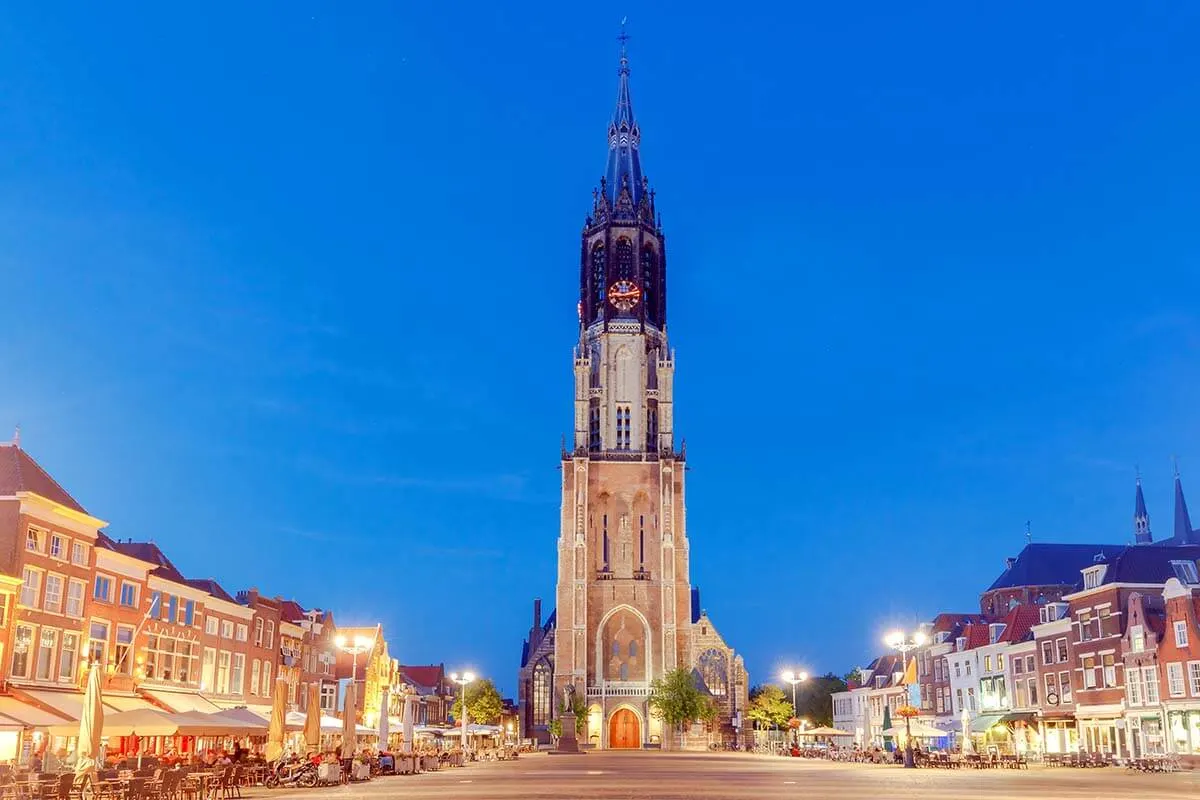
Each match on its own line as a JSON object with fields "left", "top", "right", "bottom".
{"left": 616, "top": 238, "right": 634, "bottom": 281}
{"left": 697, "top": 649, "right": 729, "bottom": 696}
{"left": 591, "top": 243, "right": 606, "bottom": 308}
{"left": 532, "top": 662, "right": 551, "bottom": 725}
{"left": 619, "top": 663, "right": 629, "bottom": 681}
{"left": 640, "top": 247, "right": 656, "bottom": 316}
{"left": 612, "top": 641, "right": 620, "bottom": 657}
{"left": 629, "top": 641, "right": 638, "bottom": 658}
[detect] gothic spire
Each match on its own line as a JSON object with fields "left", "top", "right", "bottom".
{"left": 1174, "top": 461, "right": 1195, "bottom": 545}
{"left": 603, "top": 23, "right": 645, "bottom": 209}
{"left": 1134, "top": 471, "right": 1152, "bottom": 544}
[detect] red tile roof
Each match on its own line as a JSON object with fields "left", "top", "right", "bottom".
{"left": 998, "top": 605, "right": 1041, "bottom": 644}
{"left": 279, "top": 600, "right": 307, "bottom": 623}
{"left": 930, "top": 612, "right": 988, "bottom": 633}
{"left": 960, "top": 623, "right": 991, "bottom": 650}
{"left": 399, "top": 665, "right": 446, "bottom": 690}
{"left": 101, "top": 539, "right": 188, "bottom": 584}
{"left": 0, "top": 444, "right": 87, "bottom": 514}
{"left": 186, "top": 578, "right": 235, "bottom": 604}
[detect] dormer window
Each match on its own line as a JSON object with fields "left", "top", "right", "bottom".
{"left": 1170, "top": 561, "right": 1200, "bottom": 585}
{"left": 956, "top": 637, "right": 967, "bottom": 652}
{"left": 1083, "top": 565, "right": 1107, "bottom": 590}
{"left": 875, "top": 675, "right": 886, "bottom": 689}
{"left": 935, "top": 631, "right": 950, "bottom": 644}
{"left": 989, "top": 624, "right": 1006, "bottom": 644}
{"left": 1039, "top": 602, "right": 1068, "bottom": 624}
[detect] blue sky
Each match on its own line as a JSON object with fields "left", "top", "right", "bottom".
{"left": 2, "top": 2, "right": 1199, "bottom": 693}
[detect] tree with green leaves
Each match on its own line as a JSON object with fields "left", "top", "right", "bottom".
{"left": 792, "top": 673, "right": 848, "bottom": 728}
{"left": 647, "top": 667, "right": 717, "bottom": 749}
{"left": 450, "top": 677, "right": 505, "bottom": 725}
{"left": 747, "top": 684, "right": 793, "bottom": 731}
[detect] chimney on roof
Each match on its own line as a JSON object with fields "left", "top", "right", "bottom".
{"left": 532, "top": 598, "right": 541, "bottom": 632}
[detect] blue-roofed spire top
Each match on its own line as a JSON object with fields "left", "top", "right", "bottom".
{"left": 1134, "top": 471, "right": 1152, "bottom": 545}
{"left": 603, "top": 22, "right": 646, "bottom": 211}
{"left": 1174, "top": 460, "right": 1197, "bottom": 545}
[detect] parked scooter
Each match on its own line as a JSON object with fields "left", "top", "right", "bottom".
{"left": 264, "top": 759, "right": 318, "bottom": 788}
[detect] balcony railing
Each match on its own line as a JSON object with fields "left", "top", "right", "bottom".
{"left": 586, "top": 683, "right": 650, "bottom": 698}
{"left": 562, "top": 447, "right": 685, "bottom": 463}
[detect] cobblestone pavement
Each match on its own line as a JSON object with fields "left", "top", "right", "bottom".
{"left": 265, "top": 752, "right": 1200, "bottom": 799}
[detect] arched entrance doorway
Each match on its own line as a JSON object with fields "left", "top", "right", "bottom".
{"left": 608, "top": 709, "right": 641, "bottom": 749}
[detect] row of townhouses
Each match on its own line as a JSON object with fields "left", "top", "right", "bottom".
{"left": 833, "top": 474, "right": 1200, "bottom": 765}
{"left": 0, "top": 437, "right": 457, "bottom": 762}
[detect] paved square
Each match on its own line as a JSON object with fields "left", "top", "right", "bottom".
{"left": 266, "top": 752, "right": 1200, "bottom": 799}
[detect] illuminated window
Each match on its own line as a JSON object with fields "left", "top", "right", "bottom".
{"left": 532, "top": 662, "right": 551, "bottom": 725}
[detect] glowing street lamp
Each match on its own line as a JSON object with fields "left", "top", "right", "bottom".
{"left": 335, "top": 634, "right": 374, "bottom": 683}
{"left": 335, "top": 634, "right": 373, "bottom": 760}
{"left": 450, "top": 671, "right": 476, "bottom": 757}
{"left": 780, "top": 670, "right": 808, "bottom": 745}
{"left": 884, "top": 630, "right": 927, "bottom": 769}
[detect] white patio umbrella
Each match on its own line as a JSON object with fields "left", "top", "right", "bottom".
{"left": 74, "top": 664, "right": 103, "bottom": 795}
{"left": 961, "top": 707, "right": 974, "bottom": 754}
{"left": 378, "top": 688, "right": 390, "bottom": 748}
{"left": 266, "top": 676, "right": 288, "bottom": 764}
{"left": 883, "top": 722, "right": 949, "bottom": 738}
{"left": 401, "top": 694, "right": 416, "bottom": 754}
{"left": 341, "top": 683, "right": 357, "bottom": 759}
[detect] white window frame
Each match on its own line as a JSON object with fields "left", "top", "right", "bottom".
{"left": 43, "top": 573, "right": 64, "bottom": 615}
{"left": 35, "top": 627, "right": 58, "bottom": 682}
{"left": 1167, "top": 662, "right": 1186, "bottom": 697}
{"left": 205, "top": 616, "right": 219, "bottom": 636}
{"left": 220, "top": 620, "right": 234, "bottom": 640}
{"left": 59, "top": 631, "right": 78, "bottom": 683}
{"left": 1174, "top": 620, "right": 1189, "bottom": 648}
{"left": 25, "top": 527, "right": 43, "bottom": 553}
{"left": 70, "top": 541, "right": 87, "bottom": 566}
{"left": 49, "top": 535, "right": 66, "bottom": 561}
{"left": 231, "top": 653, "right": 245, "bottom": 696}
{"left": 250, "top": 659, "right": 260, "bottom": 696}
{"left": 119, "top": 581, "right": 139, "bottom": 610}
{"left": 93, "top": 575, "right": 113, "bottom": 603}
{"left": 1131, "top": 624, "right": 1145, "bottom": 652}
{"left": 20, "top": 567, "right": 42, "bottom": 609}
{"left": 11, "top": 624, "right": 34, "bottom": 678}
{"left": 1188, "top": 661, "right": 1200, "bottom": 697}
{"left": 235, "top": 624, "right": 248, "bottom": 642}
{"left": 65, "top": 579, "right": 85, "bottom": 618}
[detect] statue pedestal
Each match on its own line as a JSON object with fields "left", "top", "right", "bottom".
{"left": 549, "top": 713, "right": 585, "bottom": 755}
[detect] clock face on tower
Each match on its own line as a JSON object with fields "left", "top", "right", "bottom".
{"left": 608, "top": 280, "right": 642, "bottom": 312}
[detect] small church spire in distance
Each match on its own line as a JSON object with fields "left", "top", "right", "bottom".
{"left": 1134, "top": 468, "right": 1152, "bottom": 544}
{"left": 10, "top": 425, "right": 19, "bottom": 448}
{"left": 1174, "top": 457, "right": 1195, "bottom": 545}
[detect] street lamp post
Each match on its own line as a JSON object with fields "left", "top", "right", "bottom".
{"left": 450, "top": 671, "right": 475, "bottom": 758}
{"left": 335, "top": 634, "right": 373, "bottom": 761}
{"left": 884, "top": 629, "right": 928, "bottom": 769}
{"left": 780, "top": 670, "right": 808, "bottom": 745}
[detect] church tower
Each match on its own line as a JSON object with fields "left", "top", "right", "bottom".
{"left": 552, "top": 37, "right": 693, "bottom": 750}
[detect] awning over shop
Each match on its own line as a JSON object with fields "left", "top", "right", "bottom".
{"left": 969, "top": 713, "right": 1006, "bottom": 733}
{"left": 48, "top": 709, "right": 266, "bottom": 739}
{"left": 143, "top": 690, "right": 223, "bottom": 714}
{"left": 210, "top": 708, "right": 269, "bottom": 727}
{"left": 20, "top": 689, "right": 95, "bottom": 721}
{"left": 0, "top": 697, "right": 71, "bottom": 728}
{"left": 999, "top": 712, "right": 1038, "bottom": 725}
{"left": 104, "top": 695, "right": 162, "bottom": 713}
